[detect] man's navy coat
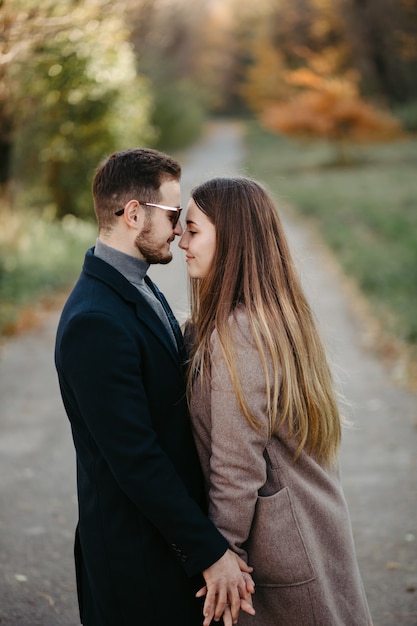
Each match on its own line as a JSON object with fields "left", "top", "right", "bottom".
{"left": 55, "top": 248, "right": 228, "bottom": 625}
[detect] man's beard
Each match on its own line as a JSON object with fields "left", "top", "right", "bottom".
{"left": 135, "top": 218, "right": 173, "bottom": 265}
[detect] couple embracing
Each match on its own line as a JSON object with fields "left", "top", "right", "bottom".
{"left": 55, "top": 148, "right": 372, "bottom": 626}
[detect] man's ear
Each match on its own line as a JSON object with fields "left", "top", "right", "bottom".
{"left": 123, "top": 200, "right": 140, "bottom": 229}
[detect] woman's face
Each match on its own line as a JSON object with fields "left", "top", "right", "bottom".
{"left": 179, "top": 198, "right": 216, "bottom": 279}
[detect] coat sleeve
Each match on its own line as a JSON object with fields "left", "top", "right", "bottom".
{"left": 208, "top": 315, "right": 271, "bottom": 561}
{"left": 57, "top": 310, "right": 228, "bottom": 577}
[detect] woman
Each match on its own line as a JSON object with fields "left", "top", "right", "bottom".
{"left": 179, "top": 177, "right": 373, "bottom": 625}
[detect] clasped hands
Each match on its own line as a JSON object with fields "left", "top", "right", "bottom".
{"left": 199, "top": 549, "right": 255, "bottom": 626}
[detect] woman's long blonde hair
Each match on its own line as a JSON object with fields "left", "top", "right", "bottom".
{"left": 187, "top": 177, "right": 342, "bottom": 465}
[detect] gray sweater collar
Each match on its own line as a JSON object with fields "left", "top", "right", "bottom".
{"left": 94, "top": 239, "right": 149, "bottom": 286}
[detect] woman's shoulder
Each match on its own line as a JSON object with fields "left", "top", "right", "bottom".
{"left": 210, "top": 306, "right": 255, "bottom": 350}
{"left": 232, "top": 305, "right": 249, "bottom": 325}
{"left": 230, "top": 307, "right": 254, "bottom": 342}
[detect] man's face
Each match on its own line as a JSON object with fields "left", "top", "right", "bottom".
{"left": 135, "top": 179, "right": 183, "bottom": 265}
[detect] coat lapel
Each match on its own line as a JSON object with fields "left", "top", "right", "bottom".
{"left": 145, "top": 276, "right": 187, "bottom": 364}
{"left": 83, "top": 249, "right": 182, "bottom": 366}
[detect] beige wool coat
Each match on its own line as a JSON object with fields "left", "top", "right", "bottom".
{"left": 188, "top": 310, "right": 373, "bottom": 626}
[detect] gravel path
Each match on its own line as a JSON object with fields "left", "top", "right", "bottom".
{"left": 0, "top": 121, "right": 416, "bottom": 625}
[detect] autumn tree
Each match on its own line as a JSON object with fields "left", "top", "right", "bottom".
{"left": 241, "top": 0, "right": 351, "bottom": 109}
{"left": 261, "top": 60, "right": 402, "bottom": 164}
{"left": 239, "top": 0, "right": 405, "bottom": 161}
{"left": 2, "top": 0, "right": 153, "bottom": 217}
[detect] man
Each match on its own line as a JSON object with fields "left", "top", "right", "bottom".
{"left": 55, "top": 149, "right": 254, "bottom": 626}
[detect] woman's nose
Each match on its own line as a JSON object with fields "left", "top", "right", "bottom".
{"left": 178, "top": 231, "right": 187, "bottom": 249}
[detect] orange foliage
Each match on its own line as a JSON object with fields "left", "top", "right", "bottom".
{"left": 240, "top": 39, "right": 292, "bottom": 112}
{"left": 261, "top": 68, "right": 403, "bottom": 144}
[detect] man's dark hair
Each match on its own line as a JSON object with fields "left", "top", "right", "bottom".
{"left": 92, "top": 148, "right": 181, "bottom": 231}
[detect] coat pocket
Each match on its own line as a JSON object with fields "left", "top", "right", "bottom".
{"left": 245, "top": 486, "right": 316, "bottom": 587}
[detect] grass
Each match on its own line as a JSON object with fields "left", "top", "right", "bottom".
{"left": 0, "top": 205, "right": 96, "bottom": 335}
{"left": 244, "top": 122, "right": 417, "bottom": 386}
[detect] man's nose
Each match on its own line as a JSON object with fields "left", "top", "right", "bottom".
{"left": 174, "top": 221, "right": 183, "bottom": 236}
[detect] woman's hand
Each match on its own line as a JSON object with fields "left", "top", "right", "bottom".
{"left": 198, "top": 550, "right": 255, "bottom": 625}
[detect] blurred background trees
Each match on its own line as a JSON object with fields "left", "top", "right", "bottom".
{"left": 1, "top": 0, "right": 416, "bottom": 218}
{"left": 1, "top": 0, "right": 416, "bottom": 376}
{"left": 2, "top": 0, "right": 154, "bottom": 218}
{"left": 343, "top": 0, "right": 417, "bottom": 106}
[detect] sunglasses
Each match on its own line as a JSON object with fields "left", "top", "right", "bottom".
{"left": 115, "top": 201, "right": 182, "bottom": 227}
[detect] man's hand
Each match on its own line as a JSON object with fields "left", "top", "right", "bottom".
{"left": 198, "top": 549, "right": 255, "bottom": 626}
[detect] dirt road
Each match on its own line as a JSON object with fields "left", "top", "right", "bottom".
{"left": 1, "top": 121, "right": 416, "bottom": 625}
